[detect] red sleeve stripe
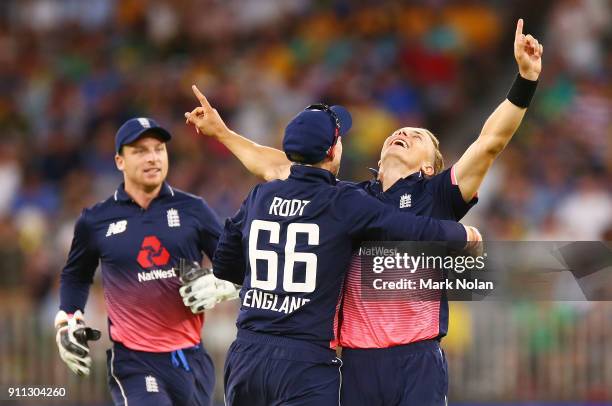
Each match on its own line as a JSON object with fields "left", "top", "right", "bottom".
{"left": 450, "top": 164, "right": 458, "bottom": 186}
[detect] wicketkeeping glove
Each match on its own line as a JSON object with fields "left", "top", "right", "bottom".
{"left": 54, "top": 310, "right": 101, "bottom": 376}
{"left": 178, "top": 259, "right": 240, "bottom": 314}
{"left": 214, "top": 277, "right": 240, "bottom": 302}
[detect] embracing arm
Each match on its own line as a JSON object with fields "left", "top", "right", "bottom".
{"left": 342, "top": 187, "right": 479, "bottom": 244}
{"left": 454, "top": 19, "right": 542, "bottom": 202}
{"left": 185, "top": 85, "right": 291, "bottom": 181}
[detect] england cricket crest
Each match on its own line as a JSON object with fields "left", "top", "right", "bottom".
{"left": 399, "top": 193, "right": 411, "bottom": 209}
{"left": 167, "top": 208, "right": 180, "bottom": 227}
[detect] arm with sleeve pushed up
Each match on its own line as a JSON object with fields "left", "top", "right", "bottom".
{"left": 185, "top": 85, "right": 291, "bottom": 181}
{"left": 59, "top": 211, "right": 99, "bottom": 314}
{"left": 215, "top": 129, "right": 291, "bottom": 181}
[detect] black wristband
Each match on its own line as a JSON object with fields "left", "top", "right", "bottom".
{"left": 506, "top": 73, "right": 538, "bottom": 108}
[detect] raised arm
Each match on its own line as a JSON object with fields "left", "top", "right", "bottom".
{"left": 454, "top": 19, "right": 542, "bottom": 201}
{"left": 185, "top": 85, "right": 291, "bottom": 181}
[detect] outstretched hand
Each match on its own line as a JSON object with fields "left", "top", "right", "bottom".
{"left": 514, "top": 19, "right": 543, "bottom": 81}
{"left": 184, "top": 85, "right": 230, "bottom": 138}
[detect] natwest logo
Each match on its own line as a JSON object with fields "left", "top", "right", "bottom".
{"left": 137, "top": 236, "right": 170, "bottom": 269}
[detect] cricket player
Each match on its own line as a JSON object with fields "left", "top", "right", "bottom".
{"left": 55, "top": 117, "right": 237, "bottom": 406}
{"left": 207, "top": 103, "right": 481, "bottom": 405}
{"left": 185, "top": 19, "right": 541, "bottom": 405}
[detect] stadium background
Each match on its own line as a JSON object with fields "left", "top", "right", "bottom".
{"left": 0, "top": 0, "right": 610, "bottom": 405}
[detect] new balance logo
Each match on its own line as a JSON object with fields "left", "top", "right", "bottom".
{"left": 399, "top": 193, "right": 412, "bottom": 209}
{"left": 145, "top": 375, "right": 159, "bottom": 393}
{"left": 106, "top": 220, "right": 127, "bottom": 237}
{"left": 167, "top": 209, "right": 180, "bottom": 227}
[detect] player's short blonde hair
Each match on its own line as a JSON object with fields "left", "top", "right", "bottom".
{"left": 416, "top": 128, "right": 444, "bottom": 175}
{"left": 382, "top": 127, "right": 445, "bottom": 176}
{"left": 429, "top": 131, "right": 445, "bottom": 175}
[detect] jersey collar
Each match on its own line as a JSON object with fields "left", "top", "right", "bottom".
{"left": 289, "top": 164, "right": 337, "bottom": 185}
{"left": 113, "top": 182, "right": 175, "bottom": 203}
{"left": 367, "top": 170, "right": 423, "bottom": 195}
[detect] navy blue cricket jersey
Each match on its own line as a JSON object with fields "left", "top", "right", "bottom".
{"left": 212, "top": 165, "right": 467, "bottom": 348}
{"left": 59, "top": 182, "right": 222, "bottom": 352}
{"left": 340, "top": 165, "right": 478, "bottom": 348}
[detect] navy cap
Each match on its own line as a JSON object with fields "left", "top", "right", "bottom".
{"left": 115, "top": 117, "right": 172, "bottom": 153}
{"left": 283, "top": 104, "right": 352, "bottom": 164}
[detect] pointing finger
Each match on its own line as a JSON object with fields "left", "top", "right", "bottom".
{"left": 192, "top": 85, "right": 211, "bottom": 109}
{"left": 515, "top": 18, "right": 523, "bottom": 40}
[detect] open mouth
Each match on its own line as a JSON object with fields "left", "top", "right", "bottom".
{"left": 144, "top": 168, "right": 161, "bottom": 174}
{"left": 390, "top": 138, "right": 409, "bottom": 149}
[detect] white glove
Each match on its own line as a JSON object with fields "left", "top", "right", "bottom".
{"left": 179, "top": 274, "right": 240, "bottom": 314}
{"left": 180, "top": 274, "right": 218, "bottom": 313}
{"left": 215, "top": 278, "right": 240, "bottom": 302}
{"left": 54, "top": 310, "right": 101, "bottom": 376}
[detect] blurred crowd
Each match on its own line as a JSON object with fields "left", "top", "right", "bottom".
{"left": 0, "top": 0, "right": 610, "bottom": 403}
